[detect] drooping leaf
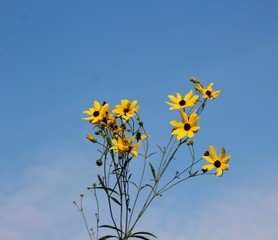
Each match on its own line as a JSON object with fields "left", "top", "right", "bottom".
{"left": 99, "top": 225, "right": 124, "bottom": 234}
{"left": 132, "top": 231, "right": 157, "bottom": 238}
{"left": 99, "top": 235, "right": 117, "bottom": 240}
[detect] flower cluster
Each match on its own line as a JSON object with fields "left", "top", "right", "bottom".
{"left": 83, "top": 99, "right": 148, "bottom": 161}
{"left": 166, "top": 78, "right": 230, "bottom": 176}
{"left": 78, "top": 77, "right": 231, "bottom": 240}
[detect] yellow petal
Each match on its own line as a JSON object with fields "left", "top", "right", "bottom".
{"left": 170, "top": 120, "right": 184, "bottom": 128}
{"left": 202, "top": 164, "right": 215, "bottom": 171}
{"left": 168, "top": 95, "right": 178, "bottom": 103}
{"left": 94, "top": 101, "right": 101, "bottom": 109}
{"left": 209, "top": 145, "right": 218, "bottom": 160}
{"left": 184, "top": 90, "right": 193, "bottom": 101}
{"left": 207, "top": 82, "right": 214, "bottom": 91}
{"left": 179, "top": 110, "right": 189, "bottom": 123}
{"left": 203, "top": 156, "right": 214, "bottom": 163}
{"left": 216, "top": 168, "right": 223, "bottom": 176}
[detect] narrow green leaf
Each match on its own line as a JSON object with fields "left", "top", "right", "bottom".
{"left": 130, "top": 180, "right": 139, "bottom": 190}
{"left": 110, "top": 196, "right": 121, "bottom": 206}
{"left": 149, "top": 163, "right": 156, "bottom": 181}
{"left": 129, "top": 235, "right": 150, "bottom": 240}
{"left": 94, "top": 186, "right": 119, "bottom": 196}
{"left": 157, "top": 145, "right": 165, "bottom": 153}
{"left": 132, "top": 231, "right": 157, "bottom": 238}
{"left": 99, "top": 225, "right": 124, "bottom": 234}
{"left": 99, "top": 235, "right": 117, "bottom": 240}
{"left": 146, "top": 152, "right": 157, "bottom": 158}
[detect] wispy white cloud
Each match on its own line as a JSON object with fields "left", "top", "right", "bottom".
{"left": 0, "top": 160, "right": 91, "bottom": 240}
{"left": 139, "top": 186, "right": 278, "bottom": 240}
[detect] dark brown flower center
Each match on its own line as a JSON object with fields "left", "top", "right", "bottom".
{"left": 184, "top": 123, "right": 191, "bottom": 131}
{"left": 179, "top": 100, "right": 186, "bottom": 106}
{"left": 93, "top": 111, "right": 100, "bottom": 117}
{"left": 124, "top": 108, "right": 130, "bottom": 113}
{"left": 206, "top": 90, "right": 212, "bottom": 97}
{"left": 214, "top": 160, "right": 221, "bottom": 168}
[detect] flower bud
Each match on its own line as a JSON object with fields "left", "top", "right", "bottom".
{"left": 86, "top": 133, "right": 97, "bottom": 143}
{"left": 190, "top": 77, "right": 200, "bottom": 84}
{"left": 96, "top": 159, "right": 103, "bottom": 166}
{"left": 204, "top": 150, "right": 210, "bottom": 156}
{"left": 95, "top": 129, "right": 101, "bottom": 135}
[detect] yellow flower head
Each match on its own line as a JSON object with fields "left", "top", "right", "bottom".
{"left": 112, "top": 99, "right": 140, "bottom": 121}
{"left": 110, "top": 134, "right": 141, "bottom": 157}
{"left": 83, "top": 101, "right": 109, "bottom": 124}
{"left": 196, "top": 82, "right": 221, "bottom": 99}
{"left": 166, "top": 90, "right": 199, "bottom": 110}
{"left": 170, "top": 110, "right": 200, "bottom": 140}
{"left": 202, "top": 145, "right": 230, "bottom": 176}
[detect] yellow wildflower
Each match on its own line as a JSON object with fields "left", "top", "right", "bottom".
{"left": 202, "top": 145, "right": 230, "bottom": 176}
{"left": 110, "top": 134, "right": 141, "bottom": 157}
{"left": 166, "top": 90, "right": 199, "bottom": 110}
{"left": 196, "top": 82, "right": 221, "bottom": 99}
{"left": 83, "top": 101, "right": 109, "bottom": 124}
{"left": 112, "top": 99, "right": 140, "bottom": 121}
{"left": 170, "top": 110, "right": 200, "bottom": 140}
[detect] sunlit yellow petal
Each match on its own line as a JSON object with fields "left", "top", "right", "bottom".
{"left": 202, "top": 164, "right": 215, "bottom": 171}
{"left": 209, "top": 145, "right": 218, "bottom": 160}
{"left": 221, "top": 163, "right": 229, "bottom": 170}
{"left": 219, "top": 147, "right": 226, "bottom": 160}
{"left": 179, "top": 110, "right": 189, "bottom": 123}
{"left": 216, "top": 168, "right": 223, "bottom": 176}
{"left": 207, "top": 83, "right": 214, "bottom": 91}
{"left": 184, "top": 90, "right": 193, "bottom": 101}
{"left": 203, "top": 156, "right": 214, "bottom": 163}
{"left": 187, "top": 131, "right": 194, "bottom": 138}
{"left": 221, "top": 156, "right": 231, "bottom": 164}
{"left": 170, "top": 120, "right": 184, "bottom": 128}
{"left": 176, "top": 93, "right": 182, "bottom": 101}
{"left": 167, "top": 95, "right": 178, "bottom": 103}
{"left": 94, "top": 101, "right": 101, "bottom": 109}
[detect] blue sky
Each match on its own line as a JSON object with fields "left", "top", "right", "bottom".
{"left": 1, "top": 0, "right": 278, "bottom": 239}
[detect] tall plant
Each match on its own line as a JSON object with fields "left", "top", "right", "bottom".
{"left": 74, "top": 77, "right": 231, "bottom": 240}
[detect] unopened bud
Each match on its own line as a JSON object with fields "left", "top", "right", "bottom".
{"left": 80, "top": 194, "right": 84, "bottom": 197}
{"left": 96, "top": 159, "right": 103, "bottom": 166}
{"left": 187, "top": 140, "right": 194, "bottom": 146}
{"left": 92, "top": 182, "right": 97, "bottom": 187}
{"left": 204, "top": 150, "right": 210, "bottom": 156}
{"left": 190, "top": 77, "right": 200, "bottom": 84}
{"left": 95, "top": 130, "right": 101, "bottom": 135}
{"left": 86, "top": 133, "right": 97, "bottom": 143}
